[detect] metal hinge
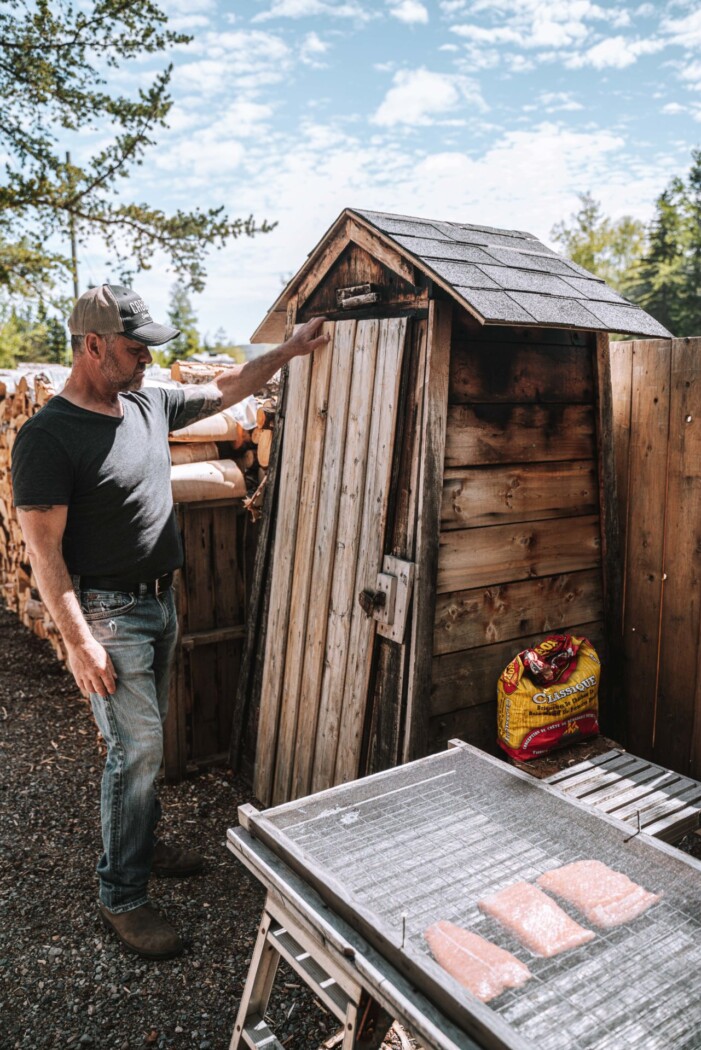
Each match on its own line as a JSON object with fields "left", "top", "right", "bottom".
{"left": 358, "top": 555, "right": 414, "bottom": 644}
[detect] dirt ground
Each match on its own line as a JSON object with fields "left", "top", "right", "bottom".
{"left": 0, "top": 604, "right": 422, "bottom": 1050}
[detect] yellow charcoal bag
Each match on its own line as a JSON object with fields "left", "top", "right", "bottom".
{"left": 497, "top": 634, "right": 601, "bottom": 761}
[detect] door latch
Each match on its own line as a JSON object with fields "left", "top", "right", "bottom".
{"left": 359, "top": 557, "right": 415, "bottom": 644}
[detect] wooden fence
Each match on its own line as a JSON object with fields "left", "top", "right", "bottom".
{"left": 611, "top": 336, "right": 701, "bottom": 778}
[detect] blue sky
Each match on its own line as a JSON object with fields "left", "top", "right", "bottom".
{"left": 75, "top": 0, "right": 701, "bottom": 344}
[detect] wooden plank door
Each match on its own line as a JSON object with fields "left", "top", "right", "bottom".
{"left": 254, "top": 316, "right": 411, "bottom": 805}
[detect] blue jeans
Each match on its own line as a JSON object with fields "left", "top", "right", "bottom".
{"left": 79, "top": 585, "right": 178, "bottom": 913}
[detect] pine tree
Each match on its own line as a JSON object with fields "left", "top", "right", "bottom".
{"left": 166, "top": 282, "right": 200, "bottom": 362}
{"left": 678, "top": 149, "right": 701, "bottom": 335}
{"left": 633, "top": 182, "right": 685, "bottom": 334}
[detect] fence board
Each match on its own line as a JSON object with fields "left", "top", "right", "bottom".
{"left": 621, "top": 341, "right": 670, "bottom": 759}
{"left": 655, "top": 338, "right": 701, "bottom": 775}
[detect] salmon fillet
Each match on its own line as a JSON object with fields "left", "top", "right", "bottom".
{"left": 537, "top": 860, "right": 660, "bottom": 928}
{"left": 478, "top": 881, "right": 595, "bottom": 957}
{"left": 424, "top": 920, "right": 532, "bottom": 1002}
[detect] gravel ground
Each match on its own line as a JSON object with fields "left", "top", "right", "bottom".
{"left": 0, "top": 605, "right": 417, "bottom": 1050}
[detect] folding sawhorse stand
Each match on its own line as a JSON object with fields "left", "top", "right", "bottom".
{"left": 227, "top": 807, "right": 476, "bottom": 1050}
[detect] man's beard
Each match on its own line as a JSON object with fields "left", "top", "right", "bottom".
{"left": 103, "top": 342, "right": 146, "bottom": 391}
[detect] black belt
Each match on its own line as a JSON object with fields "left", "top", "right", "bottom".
{"left": 75, "top": 571, "right": 174, "bottom": 596}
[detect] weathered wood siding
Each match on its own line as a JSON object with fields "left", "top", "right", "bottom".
{"left": 164, "top": 500, "right": 252, "bottom": 781}
{"left": 429, "top": 318, "right": 606, "bottom": 755}
{"left": 612, "top": 337, "right": 701, "bottom": 779}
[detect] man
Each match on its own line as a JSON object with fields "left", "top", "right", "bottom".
{"left": 11, "top": 284, "right": 327, "bottom": 959}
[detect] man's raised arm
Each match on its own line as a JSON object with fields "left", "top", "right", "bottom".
{"left": 174, "top": 316, "right": 329, "bottom": 427}
{"left": 16, "top": 506, "right": 117, "bottom": 698}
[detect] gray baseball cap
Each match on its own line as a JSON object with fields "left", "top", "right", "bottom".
{"left": 68, "top": 284, "right": 180, "bottom": 346}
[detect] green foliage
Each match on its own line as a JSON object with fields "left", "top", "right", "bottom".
{"left": 633, "top": 150, "right": 701, "bottom": 337}
{"left": 166, "top": 282, "right": 200, "bottom": 363}
{"left": 0, "top": 0, "right": 274, "bottom": 303}
{"left": 0, "top": 299, "right": 69, "bottom": 367}
{"left": 551, "top": 192, "right": 646, "bottom": 296}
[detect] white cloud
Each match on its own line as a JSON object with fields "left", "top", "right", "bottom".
{"left": 253, "top": 0, "right": 372, "bottom": 22}
{"left": 372, "top": 68, "right": 485, "bottom": 126}
{"left": 661, "top": 102, "right": 685, "bottom": 114}
{"left": 301, "top": 31, "right": 330, "bottom": 65}
{"left": 566, "top": 34, "right": 665, "bottom": 69}
{"left": 678, "top": 61, "right": 701, "bottom": 89}
{"left": 527, "top": 91, "right": 584, "bottom": 113}
{"left": 661, "top": 7, "right": 701, "bottom": 48}
{"left": 168, "top": 14, "right": 212, "bottom": 30}
{"left": 160, "top": 0, "right": 216, "bottom": 13}
{"left": 388, "top": 0, "right": 429, "bottom": 25}
{"left": 175, "top": 30, "right": 291, "bottom": 95}
{"left": 450, "top": 1, "right": 607, "bottom": 51}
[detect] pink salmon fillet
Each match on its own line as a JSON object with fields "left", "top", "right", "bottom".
{"left": 478, "top": 881, "right": 595, "bottom": 957}
{"left": 424, "top": 920, "right": 532, "bottom": 1002}
{"left": 537, "top": 860, "right": 660, "bottom": 928}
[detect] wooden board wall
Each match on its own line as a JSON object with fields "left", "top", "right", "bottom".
{"left": 611, "top": 337, "right": 701, "bottom": 779}
{"left": 429, "top": 318, "right": 606, "bottom": 756}
{"left": 164, "top": 500, "right": 250, "bottom": 781}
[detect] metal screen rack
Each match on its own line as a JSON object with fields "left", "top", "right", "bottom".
{"left": 244, "top": 741, "right": 701, "bottom": 1050}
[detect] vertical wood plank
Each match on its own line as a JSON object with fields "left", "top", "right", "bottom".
{"left": 290, "top": 320, "right": 357, "bottom": 799}
{"left": 231, "top": 298, "right": 298, "bottom": 775}
{"left": 622, "top": 340, "right": 670, "bottom": 759}
{"left": 594, "top": 332, "right": 624, "bottom": 739}
{"left": 253, "top": 351, "right": 312, "bottom": 804}
{"left": 403, "top": 300, "right": 452, "bottom": 763}
{"left": 333, "top": 317, "right": 408, "bottom": 787}
{"left": 609, "top": 340, "right": 634, "bottom": 603}
{"left": 362, "top": 317, "right": 427, "bottom": 776}
{"left": 271, "top": 323, "right": 335, "bottom": 804}
{"left": 311, "top": 319, "right": 382, "bottom": 793}
{"left": 655, "top": 337, "right": 701, "bottom": 774}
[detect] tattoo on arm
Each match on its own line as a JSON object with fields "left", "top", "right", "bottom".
{"left": 178, "top": 383, "right": 224, "bottom": 426}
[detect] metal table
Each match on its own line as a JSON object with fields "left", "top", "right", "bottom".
{"left": 227, "top": 741, "right": 701, "bottom": 1050}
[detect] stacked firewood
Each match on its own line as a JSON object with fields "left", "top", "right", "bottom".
{"left": 168, "top": 359, "right": 275, "bottom": 505}
{"left": 0, "top": 367, "right": 71, "bottom": 660}
{"left": 0, "top": 358, "right": 278, "bottom": 659}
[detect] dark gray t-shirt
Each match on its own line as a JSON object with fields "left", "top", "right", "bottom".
{"left": 11, "top": 387, "right": 190, "bottom": 579}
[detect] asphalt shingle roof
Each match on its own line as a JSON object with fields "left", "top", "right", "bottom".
{"left": 354, "top": 208, "right": 672, "bottom": 339}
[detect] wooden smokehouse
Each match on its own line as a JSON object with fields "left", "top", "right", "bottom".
{"left": 237, "top": 208, "right": 670, "bottom": 806}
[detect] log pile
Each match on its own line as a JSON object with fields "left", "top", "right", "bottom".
{"left": 0, "top": 358, "right": 278, "bottom": 660}
{"left": 0, "top": 367, "right": 71, "bottom": 660}
{"left": 167, "top": 358, "right": 276, "bottom": 502}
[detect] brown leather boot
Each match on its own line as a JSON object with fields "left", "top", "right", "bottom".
{"left": 151, "top": 840, "right": 204, "bottom": 878}
{"left": 99, "top": 902, "right": 183, "bottom": 959}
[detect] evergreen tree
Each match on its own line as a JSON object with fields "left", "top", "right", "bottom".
{"left": 166, "top": 282, "right": 200, "bottom": 362}
{"left": 633, "top": 182, "right": 685, "bottom": 334}
{"left": 679, "top": 149, "right": 701, "bottom": 335}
